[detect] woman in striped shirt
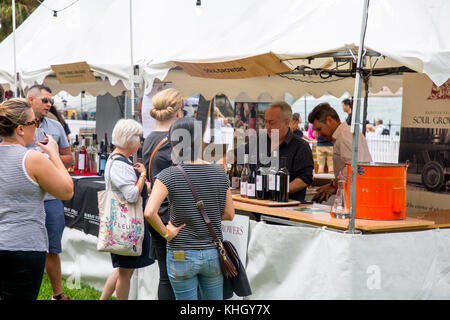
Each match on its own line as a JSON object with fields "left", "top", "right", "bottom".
{"left": 145, "top": 117, "right": 235, "bottom": 300}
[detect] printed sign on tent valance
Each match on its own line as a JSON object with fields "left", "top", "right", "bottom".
{"left": 51, "top": 61, "right": 96, "bottom": 84}
{"left": 173, "top": 52, "right": 291, "bottom": 79}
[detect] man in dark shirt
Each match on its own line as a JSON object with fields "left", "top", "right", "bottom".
{"left": 231, "top": 101, "right": 314, "bottom": 202}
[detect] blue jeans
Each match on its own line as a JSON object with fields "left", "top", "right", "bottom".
{"left": 167, "top": 248, "right": 223, "bottom": 300}
{"left": 44, "top": 199, "right": 65, "bottom": 254}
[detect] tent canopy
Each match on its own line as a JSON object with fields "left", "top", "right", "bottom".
{"left": 0, "top": 0, "right": 449, "bottom": 98}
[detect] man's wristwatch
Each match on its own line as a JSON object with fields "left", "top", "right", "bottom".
{"left": 140, "top": 172, "right": 146, "bottom": 179}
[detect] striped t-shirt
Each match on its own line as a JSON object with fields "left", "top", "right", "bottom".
{"left": 156, "top": 163, "right": 229, "bottom": 250}
{"left": 0, "top": 145, "right": 48, "bottom": 252}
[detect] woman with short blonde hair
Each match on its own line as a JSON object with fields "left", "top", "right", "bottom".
{"left": 100, "top": 118, "right": 154, "bottom": 300}
{"left": 111, "top": 118, "right": 143, "bottom": 149}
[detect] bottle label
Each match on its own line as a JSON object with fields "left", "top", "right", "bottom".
{"left": 240, "top": 182, "right": 247, "bottom": 196}
{"left": 256, "top": 175, "right": 262, "bottom": 191}
{"left": 268, "top": 174, "right": 276, "bottom": 190}
{"left": 232, "top": 177, "right": 240, "bottom": 189}
{"left": 247, "top": 183, "right": 256, "bottom": 197}
{"left": 276, "top": 175, "right": 280, "bottom": 191}
{"left": 78, "top": 155, "right": 85, "bottom": 170}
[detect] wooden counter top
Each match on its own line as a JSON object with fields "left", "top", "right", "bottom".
{"left": 232, "top": 200, "right": 436, "bottom": 233}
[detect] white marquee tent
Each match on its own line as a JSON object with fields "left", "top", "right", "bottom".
{"left": 2, "top": 0, "right": 450, "bottom": 300}
{"left": 1, "top": 0, "right": 449, "bottom": 101}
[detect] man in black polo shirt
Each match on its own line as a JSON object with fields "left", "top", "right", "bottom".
{"left": 230, "top": 101, "right": 314, "bottom": 202}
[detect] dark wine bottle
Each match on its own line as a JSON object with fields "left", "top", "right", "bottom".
{"left": 256, "top": 164, "right": 266, "bottom": 200}
{"left": 267, "top": 150, "right": 279, "bottom": 201}
{"left": 98, "top": 140, "right": 107, "bottom": 176}
{"left": 73, "top": 134, "right": 80, "bottom": 172}
{"left": 247, "top": 155, "right": 257, "bottom": 199}
{"left": 277, "top": 157, "right": 290, "bottom": 202}
{"left": 104, "top": 132, "right": 109, "bottom": 153}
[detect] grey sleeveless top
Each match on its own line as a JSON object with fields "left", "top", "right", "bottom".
{"left": 0, "top": 144, "right": 48, "bottom": 252}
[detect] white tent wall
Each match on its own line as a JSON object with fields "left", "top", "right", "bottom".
{"left": 60, "top": 220, "right": 450, "bottom": 299}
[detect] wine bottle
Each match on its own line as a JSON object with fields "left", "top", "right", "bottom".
{"left": 247, "top": 156, "right": 257, "bottom": 199}
{"left": 256, "top": 165, "right": 266, "bottom": 200}
{"left": 73, "top": 134, "right": 80, "bottom": 172}
{"left": 98, "top": 140, "right": 107, "bottom": 176}
{"left": 89, "top": 134, "right": 99, "bottom": 174}
{"left": 78, "top": 136, "right": 88, "bottom": 174}
{"left": 277, "top": 157, "right": 290, "bottom": 202}
{"left": 240, "top": 154, "right": 249, "bottom": 198}
{"left": 104, "top": 132, "right": 109, "bottom": 152}
{"left": 267, "top": 151, "right": 278, "bottom": 201}
{"left": 68, "top": 137, "right": 75, "bottom": 172}
{"left": 230, "top": 161, "right": 240, "bottom": 189}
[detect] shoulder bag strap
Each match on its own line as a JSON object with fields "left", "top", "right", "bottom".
{"left": 175, "top": 165, "right": 220, "bottom": 244}
{"left": 148, "top": 137, "right": 168, "bottom": 180}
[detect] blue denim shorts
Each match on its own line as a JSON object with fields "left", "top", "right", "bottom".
{"left": 167, "top": 248, "right": 223, "bottom": 300}
{"left": 44, "top": 199, "right": 66, "bottom": 254}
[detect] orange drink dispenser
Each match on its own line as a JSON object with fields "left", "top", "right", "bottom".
{"left": 344, "top": 162, "right": 408, "bottom": 220}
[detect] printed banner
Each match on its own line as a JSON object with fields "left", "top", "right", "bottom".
{"left": 173, "top": 52, "right": 291, "bottom": 79}
{"left": 51, "top": 61, "right": 96, "bottom": 84}
{"left": 399, "top": 73, "right": 450, "bottom": 213}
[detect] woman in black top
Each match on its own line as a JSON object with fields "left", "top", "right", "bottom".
{"left": 141, "top": 88, "right": 185, "bottom": 300}
{"left": 144, "top": 117, "right": 235, "bottom": 300}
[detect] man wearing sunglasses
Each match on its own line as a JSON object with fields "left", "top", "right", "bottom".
{"left": 27, "top": 84, "right": 73, "bottom": 301}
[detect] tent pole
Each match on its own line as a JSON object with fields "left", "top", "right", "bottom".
{"left": 12, "top": 0, "right": 18, "bottom": 97}
{"left": 348, "top": 0, "right": 370, "bottom": 233}
{"left": 362, "top": 77, "right": 369, "bottom": 136}
{"left": 129, "top": 0, "right": 135, "bottom": 119}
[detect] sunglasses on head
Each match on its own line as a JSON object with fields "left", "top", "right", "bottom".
{"left": 41, "top": 97, "right": 54, "bottom": 105}
{"left": 22, "top": 118, "right": 40, "bottom": 128}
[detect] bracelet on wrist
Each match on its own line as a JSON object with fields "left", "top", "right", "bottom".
{"left": 163, "top": 228, "right": 170, "bottom": 240}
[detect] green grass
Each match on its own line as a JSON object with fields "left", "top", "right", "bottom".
{"left": 37, "top": 273, "right": 116, "bottom": 300}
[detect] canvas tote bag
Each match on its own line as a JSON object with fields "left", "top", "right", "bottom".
{"left": 97, "top": 157, "right": 144, "bottom": 256}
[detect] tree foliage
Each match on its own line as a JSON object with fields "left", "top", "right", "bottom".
{"left": 0, "top": 0, "right": 39, "bottom": 42}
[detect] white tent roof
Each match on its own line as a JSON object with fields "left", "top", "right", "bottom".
{"left": 0, "top": 0, "right": 449, "bottom": 98}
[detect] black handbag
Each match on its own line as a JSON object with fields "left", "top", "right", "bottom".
{"left": 176, "top": 165, "right": 252, "bottom": 298}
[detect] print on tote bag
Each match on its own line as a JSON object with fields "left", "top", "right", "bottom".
{"left": 97, "top": 191, "right": 144, "bottom": 256}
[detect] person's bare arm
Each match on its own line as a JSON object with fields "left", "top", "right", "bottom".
{"left": 26, "top": 137, "right": 73, "bottom": 200}
{"left": 289, "top": 177, "right": 308, "bottom": 194}
{"left": 144, "top": 179, "right": 185, "bottom": 241}
{"left": 59, "top": 146, "right": 73, "bottom": 168}
{"left": 222, "top": 189, "right": 235, "bottom": 221}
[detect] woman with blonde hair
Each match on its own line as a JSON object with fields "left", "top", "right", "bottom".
{"left": 140, "top": 88, "right": 184, "bottom": 300}
{"left": 0, "top": 98, "right": 73, "bottom": 300}
{"left": 100, "top": 119, "right": 154, "bottom": 300}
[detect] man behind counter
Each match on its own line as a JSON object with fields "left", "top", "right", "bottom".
{"left": 308, "top": 102, "right": 372, "bottom": 203}
{"left": 229, "top": 101, "right": 314, "bottom": 202}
